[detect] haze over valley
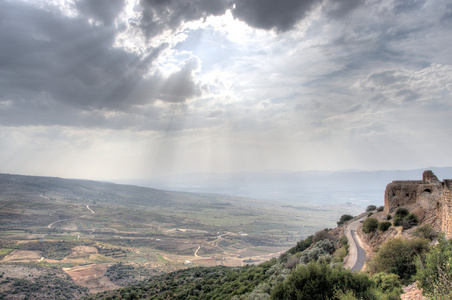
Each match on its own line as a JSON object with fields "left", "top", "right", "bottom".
{"left": 1, "top": 0, "right": 452, "bottom": 298}
{"left": 126, "top": 167, "right": 452, "bottom": 206}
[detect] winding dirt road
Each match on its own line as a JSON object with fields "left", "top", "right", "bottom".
{"left": 194, "top": 246, "right": 201, "bottom": 257}
{"left": 47, "top": 203, "right": 95, "bottom": 229}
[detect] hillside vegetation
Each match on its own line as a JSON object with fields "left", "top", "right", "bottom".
{"left": 88, "top": 228, "right": 402, "bottom": 300}
{"left": 89, "top": 205, "right": 452, "bottom": 300}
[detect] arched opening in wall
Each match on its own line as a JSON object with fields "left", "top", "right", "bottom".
{"left": 424, "top": 189, "right": 432, "bottom": 194}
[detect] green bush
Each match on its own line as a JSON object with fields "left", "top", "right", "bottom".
{"left": 372, "top": 272, "right": 402, "bottom": 293}
{"left": 378, "top": 221, "right": 391, "bottom": 232}
{"left": 395, "top": 208, "right": 409, "bottom": 218}
{"left": 338, "top": 214, "right": 354, "bottom": 226}
{"left": 366, "top": 205, "right": 377, "bottom": 212}
{"left": 287, "top": 235, "right": 313, "bottom": 255}
{"left": 412, "top": 224, "right": 437, "bottom": 241}
{"left": 368, "top": 238, "right": 429, "bottom": 283}
{"left": 416, "top": 235, "right": 452, "bottom": 298}
{"left": 333, "top": 236, "right": 349, "bottom": 264}
{"left": 272, "top": 263, "right": 374, "bottom": 300}
{"left": 362, "top": 218, "right": 379, "bottom": 234}
{"left": 315, "top": 239, "right": 337, "bottom": 253}
{"left": 393, "top": 208, "right": 410, "bottom": 227}
{"left": 377, "top": 206, "right": 384, "bottom": 212}
{"left": 402, "top": 213, "right": 418, "bottom": 230}
{"left": 393, "top": 210, "right": 418, "bottom": 229}
{"left": 393, "top": 216, "right": 403, "bottom": 226}
{"left": 313, "top": 229, "right": 334, "bottom": 243}
{"left": 339, "top": 235, "right": 348, "bottom": 247}
{"left": 371, "top": 273, "right": 403, "bottom": 300}
{"left": 386, "top": 214, "right": 392, "bottom": 220}
{"left": 299, "top": 240, "right": 336, "bottom": 264}
{"left": 333, "top": 246, "right": 348, "bottom": 263}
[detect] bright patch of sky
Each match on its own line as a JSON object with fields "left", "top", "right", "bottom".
{"left": 0, "top": 0, "right": 451, "bottom": 180}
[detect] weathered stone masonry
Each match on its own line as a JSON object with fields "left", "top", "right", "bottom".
{"left": 384, "top": 170, "right": 452, "bottom": 238}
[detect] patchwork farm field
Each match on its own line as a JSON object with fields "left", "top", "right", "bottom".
{"left": 0, "top": 173, "right": 362, "bottom": 297}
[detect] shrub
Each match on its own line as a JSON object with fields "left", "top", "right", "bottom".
{"left": 367, "top": 212, "right": 373, "bottom": 217}
{"left": 368, "top": 238, "right": 429, "bottom": 283}
{"left": 393, "top": 208, "right": 417, "bottom": 229}
{"left": 386, "top": 214, "right": 392, "bottom": 220}
{"left": 393, "top": 216, "right": 403, "bottom": 227}
{"left": 315, "top": 239, "right": 337, "bottom": 254}
{"left": 412, "top": 224, "right": 437, "bottom": 241}
{"left": 338, "top": 214, "right": 354, "bottom": 226}
{"left": 416, "top": 235, "right": 452, "bottom": 298}
{"left": 300, "top": 247, "right": 326, "bottom": 264}
{"left": 362, "top": 218, "right": 379, "bottom": 234}
{"left": 339, "top": 235, "right": 348, "bottom": 247}
{"left": 395, "top": 208, "right": 409, "bottom": 218}
{"left": 284, "top": 255, "right": 300, "bottom": 270}
{"left": 272, "top": 263, "right": 375, "bottom": 300}
{"left": 377, "top": 206, "right": 384, "bottom": 212}
{"left": 313, "top": 229, "right": 333, "bottom": 243}
{"left": 287, "top": 235, "right": 313, "bottom": 255}
{"left": 366, "top": 205, "right": 377, "bottom": 212}
{"left": 371, "top": 272, "right": 403, "bottom": 299}
{"left": 372, "top": 272, "right": 403, "bottom": 293}
{"left": 393, "top": 210, "right": 418, "bottom": 229}
{"left": 378, "top": 221, "right": 391, "bottom": 232}
{"left": 299, "top": 240, "right": 337, "bottom": 264}
{"left": 333, "top": 246, "right": 348, "bottom": 263}
{"left": 402, "top": 213, "right": 418, "bottom": 230}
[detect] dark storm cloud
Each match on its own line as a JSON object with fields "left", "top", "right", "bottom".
{"left": 139, "top": 0, "right": 233, "bottom": 38}
{"left": 232, "top": 0, "right": 321, "bottom": 32}
{"left": 140, "top": 0, "right": 353, "bottom": 33}
{"left": 0, "top": 0, "right": 203, "bottom": 129}
{"left": 75, "top": 0, "right": 126, "bottom": 25}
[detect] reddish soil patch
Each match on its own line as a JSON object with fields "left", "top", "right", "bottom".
{"left": 63, "top": 263, "right": 120, "bottom": 294}
{"left": 67, "top": 245, "right": 98, "bottom": 259}
{"left": 1, "top": 250, "right": 41, "bottom": 262}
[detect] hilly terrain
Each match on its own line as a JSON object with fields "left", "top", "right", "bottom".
{"left": 0, "top": 173, "right": 362, "bottom": 298}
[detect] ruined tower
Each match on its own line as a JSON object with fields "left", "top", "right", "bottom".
{"left": 384, "top": 170, "right": 452, "bottom": 238}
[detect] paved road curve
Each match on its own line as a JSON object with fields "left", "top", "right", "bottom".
{"left": 344, "top": 219, "right": 366, "bottom": 271}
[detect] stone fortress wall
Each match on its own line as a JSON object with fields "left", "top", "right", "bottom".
{"left": 384, "top": 170, "right": 452, "bottom": 238}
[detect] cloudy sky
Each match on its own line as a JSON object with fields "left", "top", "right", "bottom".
{"left": 1, "top": 0, "right": 452, "bottom": 181}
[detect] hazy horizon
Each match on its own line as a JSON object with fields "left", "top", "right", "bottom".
{"left": 1, "top": 0, "right": 451, "bottom": 182}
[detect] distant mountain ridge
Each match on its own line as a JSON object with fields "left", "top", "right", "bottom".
{"left": 124, "top": 167, "right": 452, "bottom": 207}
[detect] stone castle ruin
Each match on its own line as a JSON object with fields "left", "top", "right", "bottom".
{"left": 384, "top": 170, "right": 452, "bottom": 238}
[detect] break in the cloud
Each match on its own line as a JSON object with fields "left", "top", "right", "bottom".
{"left": 0, "top": 0, "right": 451, "bottom": 180}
